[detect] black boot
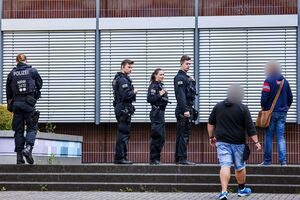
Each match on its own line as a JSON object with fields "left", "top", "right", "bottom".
{"left": 16, "top": 151, "right": 25, "bottom": 164}
{"left": 114, "top": 159, "right": 133, "bottom": 164}
{"left": 22, "top": 145, "right": 34, "bottom": 165}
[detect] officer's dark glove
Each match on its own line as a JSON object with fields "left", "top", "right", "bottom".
{"left": 35, "top": 90, "right": 41, "bottom": 100}
{"left": 7, "top": 99, "right": 13, "bottom": 112}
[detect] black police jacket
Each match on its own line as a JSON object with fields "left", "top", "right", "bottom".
{"left": 174, "top": 70, "right": 196, "bottom": 114}
{"left": 6, "top": 62, "right": 43, "bottom": 101}
{"left": 112, "top": 72, "right": 136, "bottom": 104}
{"left": 147, "top": 81, "right": 169, "bottom": 110}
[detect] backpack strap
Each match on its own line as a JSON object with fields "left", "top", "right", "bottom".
{"left": 270, "top": 79, "right": 284, "bottom": 112}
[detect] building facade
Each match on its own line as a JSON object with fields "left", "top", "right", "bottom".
{"left": 0, "top": 0, "right": 299, "bottom": 164}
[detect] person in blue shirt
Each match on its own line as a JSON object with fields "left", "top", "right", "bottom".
{"left": 260, "top": 60, "right": 293, "bottom": 166}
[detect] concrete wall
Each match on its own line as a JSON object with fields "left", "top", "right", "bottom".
{"left": 0, "top": 131, "right": 83, "bottom": 164}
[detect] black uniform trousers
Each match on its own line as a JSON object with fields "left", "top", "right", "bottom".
{"left": 115, "top": 119, "right": 131, "bottom": 160}
{"left": 149, "top": 108, "right": 165, "bottom": 162}
{"left": 175, "top": 109, "right": 192, "bottom": 162}
{"left": 12, "top": 99, "right": 37, "bottom": 152}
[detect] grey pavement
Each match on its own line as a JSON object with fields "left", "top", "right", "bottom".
{"left": 0, "top": 192, "right": 299, "bottom": 200}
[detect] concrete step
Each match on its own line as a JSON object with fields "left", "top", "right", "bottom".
{"left": 0, "top": 182, "right": 299, "bottom": 193}
{"left": 0, "top": 164, "right": 299, "bottom": 175}
{"left": 0, "top": 173, "right": 299, "bottom": 185}
{"left": 0, "top": 164, "right": 299, "bottom": 193}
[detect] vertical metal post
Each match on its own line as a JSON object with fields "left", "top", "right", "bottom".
{"left": 0, "top": 0, "right": 3, "bottom": 104}
{"left": 95, "top": 0, "right": 101, "bottom": 124}
{"left": 297, "top": 0, "right": 300, "bottom": 124}
{"left": 194, "top": 0, "right": 200, "bottom": 124}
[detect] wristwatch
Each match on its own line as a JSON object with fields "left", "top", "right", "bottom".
{"left": 254, "top": 141, "right": 259, "bottom": 144}
{"left": 209, "top": 136, "right": 215, "bottom": 139}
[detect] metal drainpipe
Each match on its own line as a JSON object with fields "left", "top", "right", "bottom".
{"left": 297, "top": 0, "right": 300, "bottom": 124}
{"left": 0, "top": 0, "right": 3, "bottom": 104}
{"left": 95, "top": 0, "right": 101, "bottom": 124}
{"left": 194, "top": 0, "right": 200, "bottom": 125}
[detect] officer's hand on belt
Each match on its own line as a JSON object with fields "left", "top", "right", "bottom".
{"left": 184, "top": 111, "right": 190, "bottom": 118}
{"left": 134, "top": 89, "right": 139, "bottom": 94}
{"left": 159, "top": 89, "right": 166, "bottom": 96}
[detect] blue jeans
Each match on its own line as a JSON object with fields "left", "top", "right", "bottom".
{"left": 216, "top": 142, "right": 246, "bottom": 171}
{"left": 263, "top": 112, "right": 287, "bottom": 164}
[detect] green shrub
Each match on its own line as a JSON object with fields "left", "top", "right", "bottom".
{"left": 45, "top": 122, "right": 56, "bottom": 133}
{"left": 0, "top": 104, "right": 13, "bottom": 130}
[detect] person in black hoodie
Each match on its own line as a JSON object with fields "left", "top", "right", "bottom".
{"left": 6, "top": 53, "right": 43, "bottom": 165}
{"left": 260, "top": 60, "right": 293, "bottom": 166}
{"left": 112, "top": 59, "right": 138, "bottom": 164}
{"left": 207, "top": 84, "right": 261, "bottom": 200}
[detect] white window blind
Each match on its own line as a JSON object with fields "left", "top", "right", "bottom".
{"left": 2, "top": 31, "right": 95, "bottom": 122}
{"left": 100, "top": 29, "right": 194, "bottom": 122}
{"left": 199, "top": 27, "right": 297, "bottom": 122}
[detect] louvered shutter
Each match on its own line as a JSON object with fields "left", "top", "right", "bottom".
{"left": 199, "top": 27, "right": 297, "bottom": 122}
{"left": 100, "top": 29, "right": 194, "bottom": 122}
{"left": 2, "top": 31, "right": 95, "bottom": 122}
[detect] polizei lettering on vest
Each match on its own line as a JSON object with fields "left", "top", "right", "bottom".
{"left": 13, "top": 70, "right": 29, "bottom": 76}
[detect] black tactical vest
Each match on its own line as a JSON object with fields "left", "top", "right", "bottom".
{"left": 186, "top": 77, "right": 196, "bottom": 101}
{"left": 11, "top": 67, "right": 36, "bottom": 95}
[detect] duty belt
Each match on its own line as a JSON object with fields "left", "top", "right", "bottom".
{"left": 14, "top": 93, "right": 35, "bottom": 101}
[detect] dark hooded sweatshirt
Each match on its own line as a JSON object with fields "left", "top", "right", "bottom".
{"left": 261, "top": 73, "right": 293, "bottom": 112}
{"left": 208, "top": 99, "right": 257, "bottom": 144}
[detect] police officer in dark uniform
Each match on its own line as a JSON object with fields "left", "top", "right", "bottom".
{"left": 112, "top": 59, "right": 138, "bottom": 164}
{"left": 6, "top": 53, "right": 43, "bottom": 165}
{"left": 147, "top": 68, "right": 170, "bottom": 165}
{"left": 174, "top": 55, "right": 198, "bottom": 165}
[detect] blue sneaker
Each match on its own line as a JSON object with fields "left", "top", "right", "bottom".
{"left": 280, "top": 162, "right": 287, "bottom": 166}
{"left": 238, "top": 187, "right": 252, "bottom": 197}
{"left": 218, "top": 191, "right": 228, "bottom": 200}
{"left": 259, "top": 162, "right": 271, "bottom": 166}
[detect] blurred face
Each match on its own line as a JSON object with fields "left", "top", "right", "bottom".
{"left": 155, "top": 70, "right": 164, "bottom": 82}
{"left": 181, "top": 60, "right": 192, "bottom": 72}
{"left": 122, "top": 64, "right": 133, "bottom": 75}
{"left": 265, "top": 64, "right": 276, "bottom": 76}
{"left": 227, "top": 85, "right": 244, "bottom": 103}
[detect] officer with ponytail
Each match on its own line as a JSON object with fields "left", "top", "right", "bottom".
{"left": 147, "top": 68, "right": 170, "bottom": 165}
{"left": 6, "top": 53, "right": 43, "bottom": 165}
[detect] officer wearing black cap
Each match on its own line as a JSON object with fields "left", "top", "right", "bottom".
{"left": 147, "top": 68, "right": 170, "bottom": 165}
{"left": 6, "top": 53, "right": 43, "bottom": 165}
{"left": 174, "top": 55, "right": 198, "bottom": 165}
{"left": 112, "top": 59, "right": 138, "bottom": 164}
